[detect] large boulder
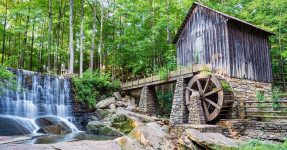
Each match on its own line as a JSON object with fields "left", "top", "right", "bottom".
{"left": 96, "top": 97, "right": 116, "bottom": 109}
{"left": 184, "top": 129, "right": 238, "bottom": 149}
{"left": 35, "top": 116, "right": 73, "bottom": 135}
{"left": 129, "top": 122, "right": 174, "bottom": 150}
{"left": 0, "top": 116, "right": 36, "bottom": 136}
{"left": 86, "top": 121, "right": 123, "bottom": 137}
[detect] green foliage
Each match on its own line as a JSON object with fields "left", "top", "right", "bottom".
{"left": 72, "top": 70, "right": 120, "bottom": 108}
{"left": 156, "top": 89, "right": 173, "bottom": 117}
{"left": 158, "top": 67, "right": 169, "bottom": 81}
{"left": 271, "top": 87, "right": 281, "bottom": 109}
{"left": 239, "top": 139, "right": 287, "bottom": 150}
{"left": 0, "top": 66, "right": 16, "bottom": 92}
{"left": 256, "top": 91, "right": 265, "bottom": 102}
{"left": 220, "top": 80, "right": 232, "bottom": 92}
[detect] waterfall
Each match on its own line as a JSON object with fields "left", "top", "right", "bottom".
{"left": 0, "top": 68, "right": 73, "bottom": 118}
{"left": 0, "top": 68, "right": 77, "bottom": 135}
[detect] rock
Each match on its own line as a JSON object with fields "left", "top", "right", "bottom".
{"left": 74, "top": 112, "right": 100, "bottom": 130}
{"left": 116, "top": 108, "right": 154, "bottom": 123}
{"left": 178, "top": 135, "right": 196, "bottom": 150}
{"left": 38, "top": 123, "right": 72, "bottom": 135}
{"left": 130, "top": 98, "right": 136, "bottom": 106}
{"left": 35, "top": 116, "right": 62, "bottom": 128}
{"left": 115, "top": 101, "right": 128, "bottom": 108}
{"left": 86, "top": 121, "right": 123, "bottom": 137}
{"left": 96, "top": 97, "right": 116, "bottom": 109}
{"left": 111, "top": 114, "right": 137, "bottom": 134}
{"left": 185, "top": 129, "right": 238, "bottom": 149}
{"left": 122, "top": 95, "right": 131, "bottom": 102}
{"left": 35, "top": 116, "right": 73, "bottom": 135}
{"left": 126, "top": 105, "right": 138, "bottom": 112}
{"left": 114, "top": 92, "right": 122, "bottom": 101}
{"left": 129, "top": 122, "right": 174, "bottom": 150}
{"left": 95, "top": 109, "right": 111, "bottom": 119}
{"left": 109, "top": 104, "right": 117, "bottom": 110}
{"left": 116, "top": 136, "right": 145, "bottom": 150}
{"left": 0, "top": 116, "right": 35, "bottom": 136}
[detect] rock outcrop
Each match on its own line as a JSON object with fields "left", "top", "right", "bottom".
{"left": 179, "top": 129, "right": 238, "bottom": 150}
{"left": 96, "top": 97, "right": 116, "bottom": 109}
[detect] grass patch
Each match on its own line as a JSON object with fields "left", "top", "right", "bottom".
{"left": 239, "top": 139, "right": 287, "bottom": 150}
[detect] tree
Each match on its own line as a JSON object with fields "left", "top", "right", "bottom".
{"left": 68, "top": 0, "right": 74, "bottom": 73}
{"left": 79, "top": 0, "right": 85, "bottom": 78}
{"left": 89, "top": 0, "right": 97, "bottom": 71}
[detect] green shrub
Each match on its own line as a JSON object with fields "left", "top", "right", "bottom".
{"left": 72, "top": 70, "right": 120, "bottom": 108}
{"left": 0, "top": 66, "right": 16, "bottom": 92}
{"left": 158, "top": 67, "right": 169, "bottom": 80}
{"left": 156, "top": 89, "right": 173, "bottom": 117}
{"left": 271, "top": 87, "right": 281, "bottom": 109}
{"left": 220, "top": 80, "right": 232, "bottom": 92}
{"left": 239, "top": 139, "right": 287, "bottom": 150}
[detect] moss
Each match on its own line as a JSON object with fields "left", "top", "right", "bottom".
{"left": 220, "top": 80, "right": 232, "bottom": 92}
{"left": 111, "top": 115, "right": 136, "bottom": 134}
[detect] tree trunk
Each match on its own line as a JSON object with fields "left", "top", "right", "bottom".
{"left": 48, "top": 0, "right": 53, "bottom": 72}
{"left": 90, "top": 0, "right": 97, "bottom": 71}
{"left": 39, "top": 22, "right": 45, "bottom": 72}
{"left": 79, "top": 0, "right": 85, "bottom": 78}
{"left": 22, "top": 14, "right": 30, "bottom": 69}
{"left": 1, "top": 2, "right": 7, "bottom": 64}
{"left": 99, "top": 0, "right": 104, "bottom": 71}
{"left": 69, "top": 0, "right": 74, "bottom": 73}
{"left": 30, "top": 22, "right": 35, "bottom": 70}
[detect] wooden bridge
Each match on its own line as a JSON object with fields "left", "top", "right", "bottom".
{"left": 121, "top": 64, "right": 211, "bottom": 91}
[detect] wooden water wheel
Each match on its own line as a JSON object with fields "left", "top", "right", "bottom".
{"left": 186, "top": 74, "right": 234, "bottom": 122}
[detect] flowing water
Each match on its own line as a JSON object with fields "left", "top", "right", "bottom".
{"left": 0, "top": 69, "right": 77, "bottom": 136}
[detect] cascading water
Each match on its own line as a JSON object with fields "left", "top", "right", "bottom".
{"left": 0, "top": 68, "right": 78, "bottom": 136}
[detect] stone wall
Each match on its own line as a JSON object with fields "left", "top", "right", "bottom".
{"left": 222, "top": 77, "right": 272, "bottom": 118}
{"left": 187, "top": 91, "right": 206, "bottom": 124}
{"left": 219, "top": 119, "right": 287, "bottom": 141}
{"left": 139, "top": 86, "right": 156, "bottom": 115}
{"left": 169, "top": 77, "right": 188, "bottom": 125}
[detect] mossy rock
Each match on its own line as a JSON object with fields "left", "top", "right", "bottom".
{"left": 95, "top": 109, "right": 111, "bottom": 119}
{"left": 111, "top": 115, "right": 136, "bottom": 134}
{"left": 86, "top": 121, "right": 123, "bottom": 137}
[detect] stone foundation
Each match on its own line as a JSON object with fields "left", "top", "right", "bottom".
{"left": 169, "top": 77, "right": 188, "bottom": 125}
{"left": 218, "top": 119, "right": 287, "bottom": 141}
{"left": 187, "top": 91, "right": 206, "bottom": 124}
{"left": 139, "top": 86, "right": 156, "bottom": 115}
{"left": 221, "top": 77, "right": 272, "bottom": 119}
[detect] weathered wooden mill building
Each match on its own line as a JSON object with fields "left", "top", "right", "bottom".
{"left": 173, "top": 2, "right": 273, "bottom": 83}
{"left": 122, "top": 2, "right": 281, "bottom": 139}
{"left": 121, "top": 2, "right": 287, "bottom": 142}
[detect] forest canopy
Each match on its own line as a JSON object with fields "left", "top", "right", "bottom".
{"left": 0, "top": 0, "right": 286, "bottom": 81}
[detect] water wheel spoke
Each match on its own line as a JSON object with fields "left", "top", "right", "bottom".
{"left": 204, "top": 87, "right": 222, "bottom": 97}
{"left": 204, "top": 98, "right": 221, "bottom": 109}
{"left": 203, "top": 75, "right": 210, "bottom": 94}
{"left": 196, "top": 79, "right": 203, "bottom": 94}
{"left": 203, "top": 101, "right": 209, "bottom": 116}
{"left": 186, "top": 87, "right": 194, "bottom": 92}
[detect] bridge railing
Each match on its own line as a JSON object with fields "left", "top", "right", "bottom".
{"left": 121, "top": 64, "right": 211, "bottom": 89}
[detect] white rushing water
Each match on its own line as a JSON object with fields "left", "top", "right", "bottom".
{"left": 0, "top": 68, "right": 77, "bottom": 134}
